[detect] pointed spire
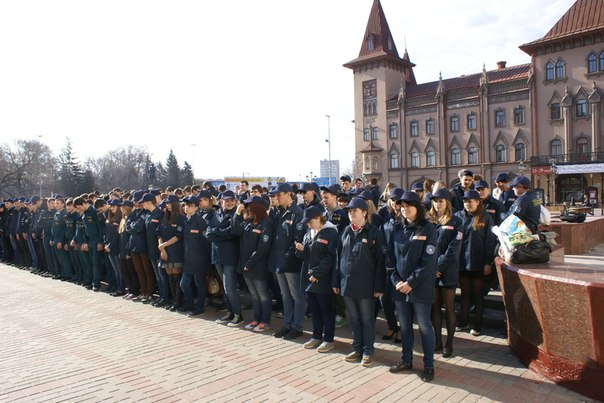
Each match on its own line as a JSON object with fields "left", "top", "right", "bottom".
{"left": 560, "top": 85, "right": 573, "bottom": 107}
{"left": 357, "top": 0, "right": 399, "bottom": 58}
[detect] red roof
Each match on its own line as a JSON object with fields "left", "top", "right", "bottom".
{"left": 401, "top": 64, "right": 530, "bottom": 98}
{"left": 521, "top": 0, "right": 604, "bottom": 54}
{"left": 360, "top": 141, "right": 383, "bottom": 153}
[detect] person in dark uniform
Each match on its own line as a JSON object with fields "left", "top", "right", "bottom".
{"left": 28, "top": 196, "right": 45, "bottom": 273}
{"left": 427, "top": 188, "right": 463, "bottom": 358}
{"left": 475, "top": 180, "right": 506, "bottom": 226}
{"left": 104, "top": 199, "right": 124, "bottom": 296}
{"left": 507, "top": 176, "right": 541, "bottom": 235}
{"left": 238, "top": 180, "right": 250, "bottom": 203}
{"left": 335, "top": 197, "right": 386, "bottom": 368}
{"left": 158, "top": 195, "right": 186, "bottom": 312}
{"left": 127, "top": 191, "right": 154, "bottom": 303}
{"left": 141, "top": 193, "right": 168, "bottom": 307}
{"left": 387, "top": 191, "right": 438, "bottom": 382}
{"left": 340, "top": 175, "right": 353, "bottom": 194}
{"left": 73, "top": 200, "right": 93, "bottom": 288}
{"left": 51, "top": 197, "right": 73, "bottom": 281}
{"left": 492, "top": 173, "right": 516, "bottom": 212}
{"left": 65, "top": 199, "right": 82, "bottom": 284}
{"left": 118, "top": 200, "right": 139, "bottom": 299}
{"left": 180, "top": 195, "right": 211, "bottom": 316}
{"left": 73, "top": 196, "right": 105, "bottom": 291}
{"left": 269, "top": 182, "right": 307, "bottom": 340}
{"left": 356, "top": 190, "right": 384, "bottom": 228}
{"left": 294, "top": 205, "right": 339, "bottom": 353}
{"left": 298, "top": 182, "right": 325, "bottom": 212}
{"left": 451, "top": 169, "right": 475, "bottom": 212}
{"left": 455, "top": 190, "right": 497, "bottom": 337}
{"left": 232, "top": 195, "right": 273, "bottom": 332}
{"left": 320, "top": 184, "right": 350, "bottom": 233}
{"left": 368, "top": 178, "right": 381, "bottom": 207}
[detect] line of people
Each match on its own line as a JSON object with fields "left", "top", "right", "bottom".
{"left": 0, "top": 170, "right": 541, "bottom": 383}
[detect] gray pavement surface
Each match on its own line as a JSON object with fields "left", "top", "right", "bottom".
{"left": 0, "top": 264, "right": 594, "bottom": 402}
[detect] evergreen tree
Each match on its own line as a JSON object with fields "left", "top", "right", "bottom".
{"left": 165, "top": 149, "right": 181, "bottom": 187}
{"left": 181, "top": 161, "right": 194, "bottom": 186}
{"left": 79, "top": 168, "right": 96, "bottom": 194}
{"left": 57, "top": 137, "right": 84, "bottom": 196}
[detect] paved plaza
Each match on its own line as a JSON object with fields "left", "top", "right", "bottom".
{"left": 0, "top": 264, "right": 593, "bottom": 402}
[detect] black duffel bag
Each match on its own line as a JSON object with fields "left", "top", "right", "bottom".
{"left": 560, "top": 212, "right": 586, "bottom": 223}
{"left": 512, "top": 240, "right": 552, "bottom": 264}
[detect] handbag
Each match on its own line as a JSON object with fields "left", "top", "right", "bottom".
{"left": 511, "top": 240, "right": 551, "bottom": 264}
{"left": 205, "top": 264, "right": 224, "bottom": 297}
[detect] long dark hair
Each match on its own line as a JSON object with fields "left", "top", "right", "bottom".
{"left": 163, "top": 201, "right": 183, "bottom": 225}
{"left": 468, "top": 202, "right": 487, "bottom": 231}
{"left": 247, "top": 203, "right": 268, "bottom": 224}
{"left": 404, "top": 201, "right": 428, "bottom": 227}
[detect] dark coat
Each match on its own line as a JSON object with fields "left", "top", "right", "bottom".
{"left": 65, "top": 212, "right": 79, "bottom": 244}
{"left": 126, "top": 208, "right": 148, "bottom": 253}
{"left": 268, "top": 203, "right": 304, "bottom": 274}
{"left": 326, "top": 205, "right": 350, "bottom": 233}
{"left": 335, "top": 222, "right": 386, "bottom": 299}
{"left": 104, "top": 219, "right": 120, "bottom": 256}
{"left": 434, "top": 216, "right": 463, "bottom": 287}
{"left": 386, "top": 219, "right": 438, "bottom": 304}
{"left": 482, "top": 195, "right": 506, "bottom": 226}
{"left": 297, "top": 223, "right": 339, "bottom": 294}
{"left": 183, "top": 213, "right": 211, "bottom": 274}
{"left": 456, "top": 209, "right": 497, "bottom": 272}
{"left": 82, "top": 205, "right": 105, "bottom": 246}
{"left": 508, "top": 190, "right": 541, "bottom": 235}
{"left": 157, "top": 215, "right": 185, "bottom": 264}
{"left": 36, "top": 209, "right": 54, "bottom": 239}
{"left": 144, "top": 207, "right": 163, "bottom": 261}
{"left": 232, "top": 213, "right": 273, "bottom": 280}
{"left": 206, "top": 207, "right": 239, "bottom": 266}
{"left": 51, "top": 209, "right": 68, "bottom": 244}
{"left": 118, "top": 218, "right": 131, "bottom": 259}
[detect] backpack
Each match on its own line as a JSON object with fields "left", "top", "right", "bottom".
{"left": 511, "top": 240, "right": 551, "bottom": 264}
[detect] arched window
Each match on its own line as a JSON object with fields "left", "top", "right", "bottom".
{"left": 390, "top": 153, "right": 399, "bottom": 169}
{"left": 588, "top": 53, "right": 598, "bottom": 73}
{"left": 496, "top": 144, "right": 506, "bottom": 162}
{"left": 410, "top": 121, "right": 418, "bottom": 137}
{"left": 372, "top": 156, "right": 379, "bottom": 171}
{"left": 545, "top": 61, "right": 554, "bottom": 81}
{"left": 600, "top": 51, "right": 604, "bottom": 71}
{"left": 555, "top": 60, "right": 565, "bottom": 79}
{"left": 515, "top": 143, "right": 526, "bottom": 161}
{"left": 367, "top": 35, "right": 374, "bottom": 51}
{"left": 426, "top": 150, "right": 436, "bottom": 167}
{"left": 576, "top": 99, "right": 588, "bottom": 117}
{"left": 389, "top": 124, "right": 398, "bottom": 139}
{"left": 514, "top": 107, "right": 525, "bottom": 124}
{"left": 450, "top": 148, "right": 461, "bottom": 165}
{"left": 577, "top": 137, "right": 589, "bottom": 155}
{"left": 468, "top": 146, "right": 478, "bottom": 164}
{"left": 411, "top": 152, "right": 420, "bottom": 168}
{"left": 364, "top": 156, "right": 370, "bottom": 172}
{"left": 551, "top": 139, "right": 562, "bottom": 156}
{"left": 495, "top": 110, "right": 505, "bottom": 127}
{"left": 450, "top": 115, "right": 459, "bottom": 132}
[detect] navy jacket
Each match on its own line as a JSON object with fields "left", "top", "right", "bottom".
{"left": 183, "top": 213, "right": 211, "bottom": 274}
{"left": 296, "top": 222, "right": 339, "bottom": 294}
{"left": 158, "top": 215, "right": 185, "bottom": 264}
{"left": 386, "top": 219, "right": 438, "bottom": 304}
{"left": 268, "top": 203, "right": 304, "bottom": 274}
{"left": 326, "top": 205, "right": 350, "bottom": 234}
{"left": 434, "top": 216, "right": 463, "bottom": 287}
{"left": 508, "top": 190, "right": 541, "bottom": 235}
{"left": 82, "top": 205, "right": 105, "bottom": 246}
{"left": 336, "top": 223, "right": 386, "bottom": 299}
{"left": 65, "top": 212, "right": 79, "bottom": 245}
{"left": 51, "top": 209, "right": 68, "bottom": 244}
{"left": 456, "top": 210, "right": 497, "bottom": 272}
{"left": 232, "top": 213, "right": 273, "bottom": 280}
{"left": 126, "top": 208, "right": 148, "bottom": 253}
{"left": 451, "top": 184, "right": 473, "bottom": 212}
{"left": 37, "top": 209, "right": 54, "bottom": 239}
{"left": 482, "top": 195, "right": 506, "bottom": 226}
{"left": 104, "top": 219, "right": 120, "bottom": 256}
{"left": 145, "top": 207, "right": 163, "bottom": 261}
{"left": 206, "top": 207, "right": 239, "bottom": 266}
{"left": 118, "top": 218, "right": 131, "bottom": 259}
{"left": 299, "top": 194, "right": 326, "bottom": 213}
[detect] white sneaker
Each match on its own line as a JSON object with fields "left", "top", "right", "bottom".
{"left": 317, "top": 341, "right": 334, "bottom": 353}
{"left": 303, "top": 338, "right": 322, "bottom": 349}
{"left": 470, "top": 329, "right": 481, "bottom": 337}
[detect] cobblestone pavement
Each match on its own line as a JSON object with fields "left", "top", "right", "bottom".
{"left": 0, "top": 264, "right": 593, "bottom": 402}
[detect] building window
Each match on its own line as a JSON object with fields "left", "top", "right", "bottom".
{"left": 467, "top": 113, "right": 477, "bottom": 130}
{"left": 363, "top": 128, "right": 370, "bottom": 141}
{"left": 426, "top": 119, "right": 434, "bottom": 135}
{"left": 411, "top": 152, "right": 420, "bottom": 168}
{"left": 496, "top": 144, "right": 506, "bottom": 162}
{"left": 390, "top": 153, "right": 399, "bottom": 169}
{"left": 550, "top": 103, "right": 561, "bottom": 120}
{"left": 450, "top": 148, "right": 461, "bottom": 165}
{"left": 600, "top": 51, "right": 604, "bottom": 71}
{"left": 514, "top": 107, "right": 525, "bottom": 124}
{"left": 372, "top": 127, "right": 379, "bottom": 140}
{"left": 545, "top": 62, "right": 554, "bottom": 81}
{"left": 363, "top": 79, "right": 376, "bottom": 100}
{"left": 515, "top": 143, "right": 526, "bottom": 161}
{"left": 450, "top": 115, "right": 459, "bottom": 132}
{"left": 426, "top": 150, "right": 435, "bottom": 167}
{"left": 551, "top": 139, "right": 562, "bottom": 156}
{"left": 468, "top": 146, "right": 478, "bottom": 164}
{"left": 588, "top": 53, "right": 598, "bottom": 73}
{"left": 364, "top": 156, "right": 370, "bottom": 172}
{"left": 555, "top": 60, "right": 565, "bottom": 79}
{"left": 495, "top": 110, "right": 505, "bottom": 127}
{"left": 372, "top": 156, "right": 379, "bottom": 171}
{"left": 367, "top": 35, "right": 374, "bottom": 52}
{"left": 576, "top": 99, "right": 588, "bottom": 117}
{"left": 410, "top": 121, "right": 419, "bottom": 137}
{"left": 577, "top": 137, "right": 589, "bottom": 155}
{"left": 389, "top": 124, "right": 398, "bottom": 139}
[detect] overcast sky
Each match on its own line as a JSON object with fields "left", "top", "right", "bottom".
{"left": 0, "top": 0, "right": 575, "bottom": 181}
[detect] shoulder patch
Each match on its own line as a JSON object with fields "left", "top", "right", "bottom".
{"left": 190, "top": 229, "right": 199, "bottom": 234}
{"left": 252, "top": 229, "right": 262, "bottom": 234}
{"left": 486, "top": 209, "right": 496, "bottom": 214}
{"left": 362, "top": 238, "right": 368, "bottom": 243}
{"left": 426, "top": 244, "right": 436, "bottom": 255}
{"left": 412, "top": 235, "right": 427, "bottom": 241}
{"left": 318, "top": 238, "right": 329, "bottom": 245}
{"left": 442, "top": 225, "right": 454, "bottom": 230}
{"left": 456, "top": 231, "right": 463, "bottom": 240}
{"left": 296, "top": 223, "right": 304, "bottom": 231}
{"left": 262, "top": 234, "right": 270, "bottom": 243}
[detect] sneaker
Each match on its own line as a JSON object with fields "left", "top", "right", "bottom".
{"left": 455, "top": 323, "right": 469, "bottom": 332}
{"left": 344, "top": 351, "right": 362, "bottom": 363}
{"left": 303, "top": 338, "right": 322, "bottom": 349}
{"left": 283, "top": 329, "right": 303, "bottom": 340}
{"left": 317, "top": 341, "right": 334, "bottom": 353}
{"left": 470, "top": 329, "right": 481, "bottom": 337}
{"left": 216, "top": 312, "right": 234, "bottom": 324}
{"left": 227, "top": 314, "right": 244, "bottom": 327}
{"left": 253, "top": 323, "right": 271, "bottom": 332}
{"left": 244, "top": 321, "right": 259, "bottom": 330}
{"left": 276, "top": 312, "right": 284, "bottom": 319}
{"left": 335, "top": 315, "right": 346, "bottom": 328}
{"left": 273, "top": 327, "right": 291, "bottom": 338}
{"left": 361, "top": 355, "right": 373, "bottom": 367}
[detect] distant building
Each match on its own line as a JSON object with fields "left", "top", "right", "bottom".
{"left": 319, "top": 159, "right": 339, "bottom": 180}
{"left": 345, "top": 0, "right": 604, "bottom": 204}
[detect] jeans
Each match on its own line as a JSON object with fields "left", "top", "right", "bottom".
{"left": 277, "top": 272, "right": 307, "bottom": 331}
{"left": 305, "top": 291, "right": 335, "bottom": 342}
{"left": 244, "top": 275, "right": 271, "bottom": 324}
{"left": 217, "top": 264, "right": 241, "bottom": 315}
{"left": 150, "top": 256, "right": 169, "bottom": 300}
{"left": 379, "top": 275, "right": 399, "bottom": 331}
{"left": 343, "top": 296, "right": 376, "bottom": 356}
{"left": 395, "top": 300, "right": 435, "bottom": 369}
{"left": 26, "top": 237, "right": 38, "bottom": 269}
{"left": 89, "top": 244, "right": 104, "bottom": 288}
{"left": 79, "top": 249, "right": 92, "bottom": 285}
{"left": 180, "top": 272, "right": 206, "bottom": 311}
{"left": 108, "top": 254, "right": 124, "bottom": 291}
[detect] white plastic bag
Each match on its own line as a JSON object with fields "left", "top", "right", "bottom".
{"left": 539, "top": 205, "right": 551, "bottom": 226}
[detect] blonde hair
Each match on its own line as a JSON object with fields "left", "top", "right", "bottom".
{"left": 429, "top": 198, "right": 453, "bottom": 226}
{"left": 432, "top": 181, "right": 446, "bottom": 192}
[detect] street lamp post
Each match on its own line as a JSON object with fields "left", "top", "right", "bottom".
{"left": 325, "top": 114, "right": 332, "bottom": 185}
{"left": 549, "top": 158, "right": 558, "bottom": 206}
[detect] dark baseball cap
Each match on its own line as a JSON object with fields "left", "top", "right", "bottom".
{"left": 343, "top": 197, "right": 368, "bottom": 211}
{"left": 430, "top": 188, "right": 451, "bottom": 201}
{"left": 300, "top": 205, "right": 324, "bottom": 225}
{"left": 320, "top": 184, "right": 342, "bottom": 195}
{"left": 462, "top": 190, "right": 481, "bottom": 200}
{"left": 474, "top": 180, "right": 490, "bottom": 190}
{"left": 493, "top": 173, "right": 509, "bottom": 183}
{"left": 509, "top": 176, "right": 531, "bottom": 188}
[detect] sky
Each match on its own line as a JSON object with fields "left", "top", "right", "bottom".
{"left": 0, "top": 0, "right": 576, "bottom": 182}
